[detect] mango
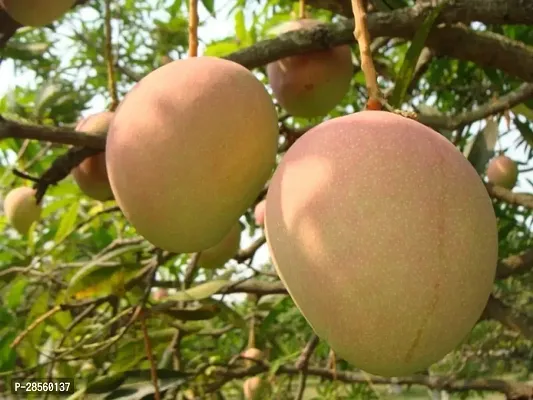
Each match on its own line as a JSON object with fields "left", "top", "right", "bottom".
{"left": 105, "top": 57, "right": 279, "bottom": 252}
{"left": 265, "top": 110, "right": 498, "bottom": 376}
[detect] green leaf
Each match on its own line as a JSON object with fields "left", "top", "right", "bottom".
{"left": 210, "top": 300, "right": 247, "bottom": 330}
{"left": 3, "top": 276, "right": 29, "bottom": 309}
{"left": 66, "top": 244, "right": 146, "bottom": 298}
{"left": 3, "top": 41, "right": 50, "bottom": 61}
{"left": 512, "top": 104, "right": 533, "bottom": 121}
{"left": 166, "top": 279, "right": 229, "bottom": 302}
{"left": 33, "top": 80, "right": 65, "bottom": 120}
{"left": 0, "top": 307, "right": 15, "bottom": 326}
{"left": 0, "top": 330, "right": 17, "bottom": 372}
{"left": 86, "top": 372, "right": 127, "bottom": 393}
{"left": 41, "top": 195, "right": 78, "bottom": 219}
{"left": 463, "top": 118, "right": 499, "bottom": 174}
{"left": 54, "top": 200, "right": 80, "bottom": 243}
{"left": 201, "top": 0, "right": 215, "bottom": 16}
{"left": 97, "top": 370, "right": 190, "bottom": 399}
{"left": 234, "top": 8, "right": 247, "bottom": 44}
{"left": 389, "top": 3, "right": 445, "bottom": 108}
{"left": 204, "top": 39, "right": 241, "bottom": 57}
{"left": 158, "top": 304, "right": 220, "bottom": 321}
{"left": 514, "top": 116, "right": 533, "bottom": 158}
{"left": 24, "top": 290, "right": 50, "bottom": 365}
{"left": 370, "top": 0, "right": 408, "bottom": 11}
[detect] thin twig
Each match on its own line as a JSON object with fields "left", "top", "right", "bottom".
{"left": 141, "top": 311, "right": 161, "bottom": 400}
{"left": 104, "top": 0, "right": 119, "bottom": 111}
{"left": 295, "top": 335, "right": 319, "bottom": 369}
{"left": 295, "top": 334, "right": 319, "bottom": 400}
{"left": 299, "top": 0, "right": 306, "bottom": 19}
{"left": 182, "top": 253, "right": 201, "bottom": 290}
{"left": 350, "top": 0, "right": 382, "bottom": 109}
{"left": 188, "top": 0, "right": 199, "bottom": 57}
{"left": 10, "top": 306, "right": 62, "bottom": 348}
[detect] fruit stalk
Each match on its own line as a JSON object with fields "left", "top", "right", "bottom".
{"left": 188, "top": 0, "right": 199, "bottom": 57}
{"left": 351, "top": 0, "right": 382, "bottom": 109}
{"left": 104, "top": 0, "right": 118, "bottom": 111}
{"left": 299, "top": 0, "right": 306, "bottom": 19}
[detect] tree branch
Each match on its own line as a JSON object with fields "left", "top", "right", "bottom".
{"left": 214, "top": 362, "right": 533, "bottom": 400}
{"left": 497, "top": 248, "right": 533, "bottom": 279}
{"left": 224, "top": 7, "right": 533, "bottom": 84}
{"left": 307, "top": 0, "right": 533, "bottom": 26}
{"left": 482, "top": 295, "right": 533, "bottom": 341}
{"left": 486, "top": 182, "right": 533, "bottom": 210}
{"left": 0, "top": 117, "right": 105, "bottom": 148}
{"left": 418, "top": 83, "right": 533, "bottom": 130}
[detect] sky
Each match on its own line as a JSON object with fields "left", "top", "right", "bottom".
{"left": 0, "top": 2, "right": 532, "bottom": 289}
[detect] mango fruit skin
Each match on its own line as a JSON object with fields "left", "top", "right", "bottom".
{"left": 265, "top": 110, "right": 498, "bottom": 377}
{"left": 486, "top": 155, "right": 518, "bottom": 190}
{"left": 197, "top": 222, "right": 241, "bottom": 269}
{"left": 1, "top": 0, "right": 75, "bottom": 27}
{"left": 266, "top": 19, "right": 353, "bottom": 118}
{"left": 3, "top": 187, "right": 42, "bottom": 235}
{"left": 72, "top": 112, "right": 114, "bottom": 201}
{"left": 106, "top": 56, "right": 279, "bottom": 253}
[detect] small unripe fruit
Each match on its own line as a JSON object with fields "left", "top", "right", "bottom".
{"left": 265, "top": 110, "right": 498, "bottom": 377}
{"left": 266, "top": 19, "right": 353, "bottom": 118}
{"left": 71, "top": 112, "right": 114, "bottom": 201}
{"left": 486, "top": 155, "right": 518, "bottom": 190}
{"left": 3, "top": 187, "right": 42, "bottom": 235}
{"left": 241, "top": 347, "right": 264, "bottom": 362}
{"left": 243, "top": 376, "right": 270, "bottom": 400}
{"left": 254, "top": 200, "right": 266, "bottom": 227}
{"left": 106, "top": 56, "right": 278, "bottom": 253}
{"left": 198, "top": 223, "right": 241, "bottom": 269}
{"left": 1, "top": 0, "right": 75, "bottom": 27}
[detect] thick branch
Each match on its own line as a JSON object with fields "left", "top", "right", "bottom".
{"left": 486, "top": 183, "right": 533, "bottom": 210}
{"left": 418, "top": 83, "right": 533, "bottom": 130}
{"left": 306, "top": 0, "right": 533, "bottom": 26}
{"left": 3, "top": 2, "right": 533, "bottom": 85}
{"left": 497, "top": 248, "right": 533, "bottom": 279}
{"left": 224, "top": 10, "right": 533, "bottom": 83}
{"left": 0, "top": 117, "right": 105, "bottom": 149}
{"left": 234, "top": 236, "right": 266, "bottom": 263}
{"left": 215, "top": 363, "right": 533, "bottom": 399}
{"left": 482, "top": 295, "right": 533, "bottom": 341}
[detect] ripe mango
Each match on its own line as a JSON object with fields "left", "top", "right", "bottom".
{"left": 265, "top": 110, "right": 498, "bottom": 377}
{"left": 266, "top": 19, "right": 353, "bottom": 118}
{"left": 106, "top": 57, "right": 279, "bottom": 253}
{"left": 72, "top": 112, "right": 114, "bottom": 201}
